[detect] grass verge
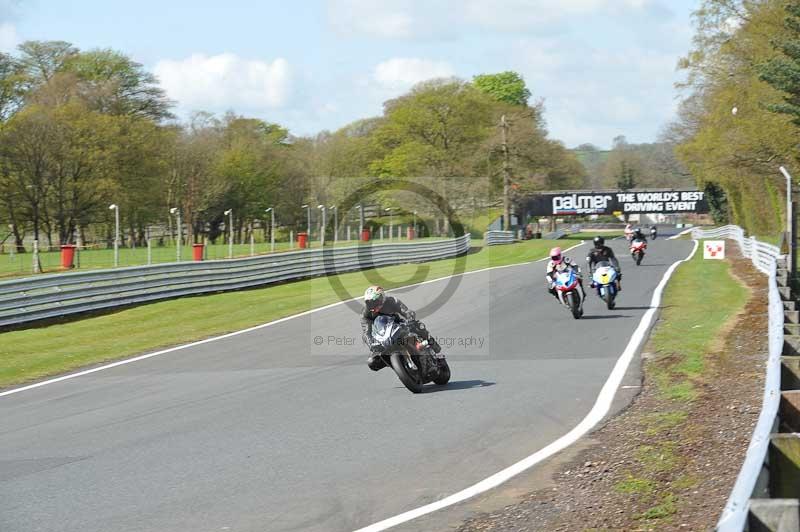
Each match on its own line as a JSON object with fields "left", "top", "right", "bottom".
{"left": 621, "top": 247, "right": 748, "bottom": 523}
{"left": 0, "top": 238, "right": 564, "bottom": 388}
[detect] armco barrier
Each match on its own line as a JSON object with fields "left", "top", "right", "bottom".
{"left": 484, "top": 230, "right": 514, "bottom": 245}
{"left": 0, "top": 235, "right": 470, "bottom": 328}
{"left": 543, "top": 224, "right": 583, "bottom": 240}
{"left": 689, "top": 226, "right": 784, "bottom": 531}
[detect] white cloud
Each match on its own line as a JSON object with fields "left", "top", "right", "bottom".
{"left": 0, "top": 22, "right": 18, "bottom": 53}
{"left": 327, "top": 0, "right": 672, "bottom": 38}
{"left": 327, "top": 0, "right": 417, "bottom": 38}
{"left": 507, "top": 37, "right": 682, "bottom": 147}
{"left": 153, "top": 53, "right": 292, "bottom": 112}
{"left": 373, "top": 58, "right": 455, "bottom": 88}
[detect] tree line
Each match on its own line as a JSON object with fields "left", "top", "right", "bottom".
{"left": 670, "top": 0, "right": 800, "bottom": 235}
{"left": 0, "top": 41, "right": 588, "bottom": 252}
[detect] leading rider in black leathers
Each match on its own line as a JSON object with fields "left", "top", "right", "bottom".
{"left": 361, "top": 285, "right": 442, "bottom": 371}
{"left": 586, "top": 235, "right": 622, "bottom": 291}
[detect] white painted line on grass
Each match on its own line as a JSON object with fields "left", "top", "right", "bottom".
{"left": 0, "top": 241, "right": 586, "bottom": 399}
{"left": 353, "top": 239, "right": 700, "bottom": 532}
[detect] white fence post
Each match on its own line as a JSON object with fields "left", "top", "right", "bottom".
{"left": 32, "top": 240, "right": 40, "bottom": 273}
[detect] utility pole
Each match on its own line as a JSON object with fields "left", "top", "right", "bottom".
{"left": 500, "top": 115, "right": 512, "bottom": 231}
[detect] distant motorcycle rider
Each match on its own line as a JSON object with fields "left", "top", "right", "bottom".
{"left": 545, "top": 246, "right": 585, "bottom": 301}
{"left": 361, "top": 286, "right": 442, "bottom": 371}
{"left": 587, "top": 236, "right": 622, "bottom": 291}
{"left": 631, "top": 227, "right": 647, "bottom": 244}
{"left": 624, "top": 224, "right": 634, "bottom": 242}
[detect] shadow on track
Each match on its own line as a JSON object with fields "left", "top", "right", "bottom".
{"left": 421, "top": 380, "right": 496, "bottom": 393}
{"left": 613, "top": 306, "right": 656, "bottom": 311}
{"left": 580, "top": 314, "right": 631, "bottom": 320}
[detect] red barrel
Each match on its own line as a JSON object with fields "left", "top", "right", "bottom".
{"left": 298, "top": 232, "right": 308, "bottom": 249}
{"left": 407, "top": 227, "right": 415, "bottom": 240}
{"left": 360, "top": 229, "right": 370, "bottom": 242}
{"left": 192, "top": 243, "right": 205, "bottom": 261}
{"left": 60, "top": 245, "right": 77, "bottom": 268}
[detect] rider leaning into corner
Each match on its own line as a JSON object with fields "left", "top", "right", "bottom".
{"left": 587, "top": 236, "right": 623, "bottom": 291}
{"left": 361, "top": 286, "right": 442, "bottom": 371}
{"left": 545, "top": 246, "right": 586, "bottom": 301}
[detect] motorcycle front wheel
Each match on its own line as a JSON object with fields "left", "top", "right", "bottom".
{"left": 433, "top": 359, "right": 451, "bottom": 385}
{"left": 635, "top": 252, "right": 643, "bottom": 266}
{"left": 390, "top": 351, "right": 424, "bottom": 393}
{"left": 566, "top": 291, "right": 582, "bottom": 319}
{"left": 604, "top": 288, "right": 615, "bottom": 310}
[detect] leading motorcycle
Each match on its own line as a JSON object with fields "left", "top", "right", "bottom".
{"left": 591, "top": 261, "right": 619, "bottom": 310}
{"left": 630, "top": 239, "right": 647, "bottom": 266}
{"left": 371, "top": 315, "right": 450, "bottom": 393}
{"left": 553, "top": 268, "right": 584, "bottom": 319}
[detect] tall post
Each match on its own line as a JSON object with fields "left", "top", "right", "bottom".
{"left": 318, "top": 205, "right": 326, "bottom": 247}
{"left": 782, "top": 166, "right": 793, "bottom": 234}
{"left": 75, "top": 223, "right": 81, "bottom": 268}
{"left": 265, "top": 207, "right": 275, "bottom": 253}
{"left": 386, "top": 208, "right": 393, "bottom": 241}
{"left": 33, "top": 239, "right": 40, "bottom": 273}
{"left": 249, "top": 222, "right": 255, "bottom": 256}
{"left": 500, "top": 114, "right": 512, "bottom": 231}
{"left": 793, "top": 195, "right": 799, "bottom": 283}
{"left": 302, "top": 204, "right": 311, "bottom": 247}
{"left": 224, "top": 209, "right": 233, "bottom": 259}
{"left": 331, "top": 206, "right": 338, "bottom": 244}
{"left": 8, "top": 224, "right": 14, "bottom": 260}
{"left": 290, "top": 229, "right": 294, "bottom": 249}
{"left": 170, "top": 208, "right": 181, "bottom": 262}
{"left": 147, "top": 228, "right": 152, "bottom": 266}
{"left": 781, "top": 166, "right": 795, "bottom": 280}
{"left": 359, "top": 203, "right": 364, "bottom": 235}
{"left": 109, "top": 204, "right": 119, "bottom": 267}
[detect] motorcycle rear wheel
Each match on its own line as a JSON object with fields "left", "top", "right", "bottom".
{"left": 390, "top": 351, "right": 424, "bottom": 393}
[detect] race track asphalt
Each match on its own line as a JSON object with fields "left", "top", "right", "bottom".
{"left": 0, "top": 233, "right": 694, "bottom": 532}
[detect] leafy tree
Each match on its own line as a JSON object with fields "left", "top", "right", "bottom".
{"left": 15, "top": 40, "right": 78, "bottom": 92}
{"left": 473, "top": 71, "right": 531, "bottom": 106}
{"left": 673, "top": 0, "right": 796, "bottom": 235}
{"left": 63, "top": 49, "right": 174, "bottom": 121}
{"left": 758, "top": 2, "right": 800, "bottom": 126}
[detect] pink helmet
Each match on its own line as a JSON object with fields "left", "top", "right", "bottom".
{"left": 549, "top": 247, "right": 562, "bottom": 264}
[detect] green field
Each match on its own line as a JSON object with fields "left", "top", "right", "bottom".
{"left": 0, "top": 238, "right": 567, "bottom": 388}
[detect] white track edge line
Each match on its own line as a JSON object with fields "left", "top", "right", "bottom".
{"left": 669, "top": 227, "right": 694, "bottom": 240}
{"left": 0, "top": 241, "right": 586, "bottom": 398}
{"left": 352, "top": 238, "right": 700, "bottom": 532}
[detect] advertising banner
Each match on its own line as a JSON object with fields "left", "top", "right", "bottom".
{"left": 526, "top": 190, "right": 709, "bottom": 216}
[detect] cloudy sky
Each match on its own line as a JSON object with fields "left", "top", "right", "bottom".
{"left": 2, "top": 0, "right": 697, "bottom": 148}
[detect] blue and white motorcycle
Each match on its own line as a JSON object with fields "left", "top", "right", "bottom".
{"left": 591, "top": 261, "right": 619, "bottom": 310}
